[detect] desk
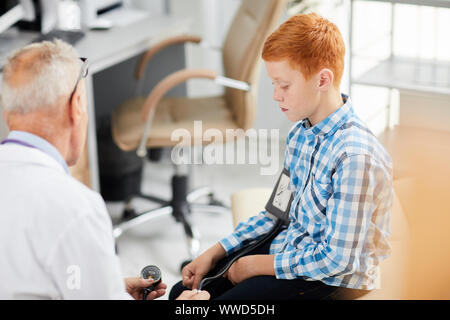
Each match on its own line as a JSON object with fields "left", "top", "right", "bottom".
{"left": 0, "top": 14, "right": 191, "bottom": 191}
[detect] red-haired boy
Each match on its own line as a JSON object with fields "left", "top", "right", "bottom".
{"left": 170, "top": 13, "right": 393, "bottom": 300}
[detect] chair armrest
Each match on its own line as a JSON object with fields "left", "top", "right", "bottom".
{"left": 140, "top": 68, "right": 217, "bottom": 121}
{"left": 140, "top": 69, "right": 250, "bottom": 121}
{"left": 135, "top": 34, "right": 202, "bottom": 80}
{"left": 198, "top": 41, "right": 222, "bottom": 51}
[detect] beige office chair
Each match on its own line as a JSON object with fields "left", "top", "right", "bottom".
{"left": 111, "top": 0, "right": 287, "bottom": 267}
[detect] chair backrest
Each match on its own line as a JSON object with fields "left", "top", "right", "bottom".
{"left": 222, "top": 0, "right": 286, "bottom": 130}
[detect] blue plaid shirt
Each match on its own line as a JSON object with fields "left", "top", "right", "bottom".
{"left": 220, "top": 96, "right": 393, "bottom": 290}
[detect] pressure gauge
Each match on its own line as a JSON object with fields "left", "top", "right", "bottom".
{"left": 140, "top": 265, "right": 162, "bottom": 300}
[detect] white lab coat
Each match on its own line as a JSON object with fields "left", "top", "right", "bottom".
{"left": 0, "top": 144, "right": 131, "bottom": 299}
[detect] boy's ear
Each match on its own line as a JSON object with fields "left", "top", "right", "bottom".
{"left": 317, "top": 68, "right": 334, "bottom": 90}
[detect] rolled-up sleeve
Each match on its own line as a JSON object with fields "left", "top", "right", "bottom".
{"left": 219, "top": 211, "right": 276, "bottom": 255}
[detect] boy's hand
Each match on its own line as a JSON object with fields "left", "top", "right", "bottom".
{"left": 182, "top": 243, "right": 226, "bottom": 289}
{"left": 182, "top": 258, "right": 212, "bottom": 290}
{"left": 224, "top": 255, "right": 276, "bottom": 285}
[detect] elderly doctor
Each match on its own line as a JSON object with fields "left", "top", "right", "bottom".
{"left": 0, "top": 40, "right": 209, "bottom": 300}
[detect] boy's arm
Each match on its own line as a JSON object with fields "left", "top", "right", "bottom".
{"left": 182, "top": 213, "right": 276, "bottom": 289}
{"left": 273, "top": 154, "right": 393, "bottom": 281}
{"left": 224, "top": 254, "right": 275, "bottom": 284}
{"left": 219, "top": 211, "right": 276, "bottom": 255}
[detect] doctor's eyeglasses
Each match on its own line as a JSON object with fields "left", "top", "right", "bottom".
{"left": 69, "top": 57, "right": 89, "bottom": 101}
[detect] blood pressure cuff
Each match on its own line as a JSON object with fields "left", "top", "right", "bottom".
{"left": 197, "top": 168, "right": 294, "bottom": 291}
{"left": 264, "top": 167, "right": 293, "bottom": 226}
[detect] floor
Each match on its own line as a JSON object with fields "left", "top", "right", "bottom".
{"left": 105, "top": 143, "right": 284, "bottom": 299}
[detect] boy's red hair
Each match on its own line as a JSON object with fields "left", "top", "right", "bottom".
{"left": 262, "top": 13, "right": 345, "bottom": 87}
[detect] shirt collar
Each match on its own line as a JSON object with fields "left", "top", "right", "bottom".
{"left": 301, "top": 94, "right": 352, "bottom": 138}
{"left": 7, "top": 131, "right": 70, "bottom": 174}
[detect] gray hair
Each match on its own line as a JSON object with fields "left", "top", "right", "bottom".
{"left": 1, "top": 39, "right": 81, "bottom": 113}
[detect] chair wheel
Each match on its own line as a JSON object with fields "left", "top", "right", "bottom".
{"left": 123, "top": 207, "right": 137, "bottom": 221}
{"left": 180, "top": 260, "right": 191, "bottom": 273}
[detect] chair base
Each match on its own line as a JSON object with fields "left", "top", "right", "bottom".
{"left": 113, "top": 176, "right": 229, "bottom": 267}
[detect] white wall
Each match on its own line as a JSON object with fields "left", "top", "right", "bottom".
{"left": 350, "top": 2, "right": 450, "bottom": 135}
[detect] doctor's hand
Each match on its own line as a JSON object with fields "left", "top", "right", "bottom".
{"left": 125, "top": 277, "right": 167, "bottom": 300}
{"left": 176, "top": 289, "right": 210, "bottom": 300}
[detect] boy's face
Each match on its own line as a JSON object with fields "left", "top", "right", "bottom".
{"left": 265, "top": 59, "right": 320, "bottom": 123}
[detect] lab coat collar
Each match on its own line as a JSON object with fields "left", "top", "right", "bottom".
{"left": 6, "top": 131, "right": 70, "bottom": 174}
{"left": 0, "top": 143, "right": 67, "bottom": 175}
